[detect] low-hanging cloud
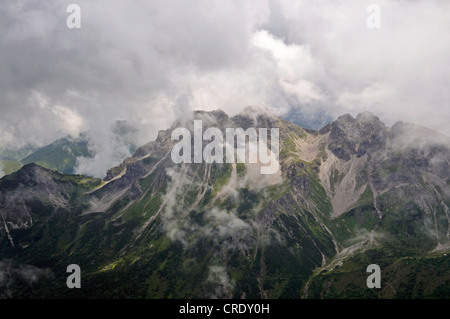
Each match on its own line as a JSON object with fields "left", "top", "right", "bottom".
{"left": 160, "top": 167, "right": 249, "bottom": 245}
{"left": 0, "top": 259, "right": 53, "bottom": 298}
{"left": 1, "top": 0, "right": 450, "bottom": 177}
{"left": 207, "top": 265, "right": 234, "bottom": 298}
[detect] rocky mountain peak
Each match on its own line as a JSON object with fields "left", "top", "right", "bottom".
{"left": 335, "top": 113, "right": 355, "bottom": 124}
{"left": 355, "top": 111, "right": 378, "bottom": 123}
{"left": 10, "top": 163, "right": 50, "bottom": 186}
{"left": 326, "top": 111, "right": 388, "bottom": 160}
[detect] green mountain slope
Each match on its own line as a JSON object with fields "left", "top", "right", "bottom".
{"left": 0, "top": 160, "right": 23, "bottom": 176}
{"left": 20, "top": 134, "right": 92, "bottom": 174}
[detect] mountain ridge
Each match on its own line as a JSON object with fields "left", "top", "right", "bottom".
{"left": 1, "top": 108, "right": 449, "bottom": 298}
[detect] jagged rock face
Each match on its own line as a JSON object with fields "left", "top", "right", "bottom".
{"left": 1, "top": 109, "right": 449, "bottom": 298}
{"left": 316, "top": 112, "right": 450, "bottom": 243}
{"left": 327, "top": 112, "right": 387, "bottom": 160}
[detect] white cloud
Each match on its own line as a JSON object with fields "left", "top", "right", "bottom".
{"left": 336, "top": 82, "right": 395, "bottom": 111}
{"left": 50, "top": 106, "right": 85, "bottom": 137}
{"left": 207, "top": 265, "right": 234, "bottom": 298}
{"left": 0, "top": 123, "right": 15, "bottom": 151}
{"left": 252, "top": 29, "right": 316, "bottom": 81}
{"left": 251, "top": 29, "right": 324, "bottom": 104}
{"left": 75, "top": 141, "right": 130, "bottom": 178}
{"left": 280, "top": 79, "right": 324, "bottom": 104}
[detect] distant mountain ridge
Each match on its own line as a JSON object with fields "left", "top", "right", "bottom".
{"left": 0, "top": 120, "right": 139, "bottom": 177}
{"left": 0, "top": 108, "right": 449, "bottom": 298}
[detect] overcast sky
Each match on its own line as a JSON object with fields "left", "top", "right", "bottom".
{"left": 1, "top": 0, "right": 450, "bottom": 176}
